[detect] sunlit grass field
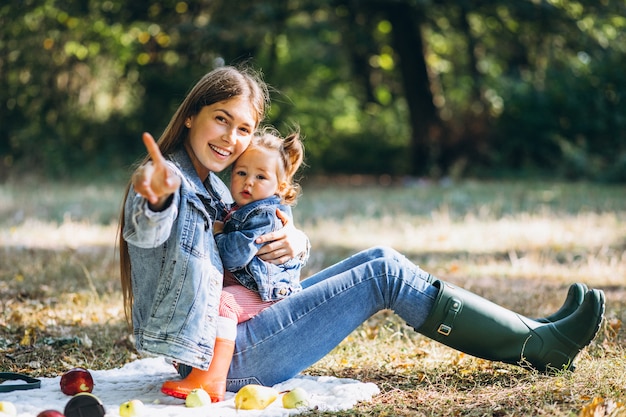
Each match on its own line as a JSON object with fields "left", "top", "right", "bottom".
{"left": 1, "top": 177, "right": 625, "bottom": 416}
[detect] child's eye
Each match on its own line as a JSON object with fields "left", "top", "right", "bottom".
{"left": 256, "top": 175, "right": 267, "bottom": 180}
{"left": 235, "top": 170, "right": 246, "bottom": 176}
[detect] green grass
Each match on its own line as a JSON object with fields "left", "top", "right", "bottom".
{"left": 1, "top": 177, "right": 625, "bottom": 416}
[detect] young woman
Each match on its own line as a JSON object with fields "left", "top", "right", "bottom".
{"left": 120, "top": 66, "right": 605, "bottom": 401}
{"left": 119, "top": 66, "right": 308, "bottom": 400}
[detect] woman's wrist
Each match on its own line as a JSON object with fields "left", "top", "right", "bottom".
{"left": 148, "top": 193, "right": 174, "bottom": 212}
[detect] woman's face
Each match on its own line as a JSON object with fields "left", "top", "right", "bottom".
{"left": 185, "top": 97, "right": 256, "bottom": 180}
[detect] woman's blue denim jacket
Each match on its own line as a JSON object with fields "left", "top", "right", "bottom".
{"left": 215, "top": 196, "right": 303, "bottom": 302}
{"left": 122, "top": 147, "right": 232, "bottom": 370}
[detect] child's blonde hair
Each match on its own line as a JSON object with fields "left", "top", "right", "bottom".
{"left": 248, "top": 126, "right": 305, "bottom": 206}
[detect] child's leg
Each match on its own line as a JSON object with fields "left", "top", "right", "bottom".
{"left": 220, "top": 284, "right": 276, "bottom": 323}
{"left": 161, "top": 314, "right": 237, "bottom": 401}
{"left": 172, "top": 285, "right": 278, "bottom": 390}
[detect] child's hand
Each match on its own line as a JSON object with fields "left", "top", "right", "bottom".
{"left": 132, "top": 132, "right": 181, "bottom": 210}
{"left": 213, "top": 220, "right": 225, "bottom": 235}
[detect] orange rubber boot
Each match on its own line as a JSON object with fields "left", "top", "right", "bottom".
{"left": 161, "top": 337, "right": 235, "bottom": 401}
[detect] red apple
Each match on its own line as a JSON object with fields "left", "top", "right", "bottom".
{"left": 59, "top": 367, "right": 94, "bottom": 396}
{"left": 37, "top": 411, "right": 65, "bottom": 417}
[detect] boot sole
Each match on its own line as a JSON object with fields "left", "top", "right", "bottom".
{"left": 161, "top": 385, "right": 189, "bottom": 399}
{"left": 161, "top": 384, "right": 224, "bottom": 401}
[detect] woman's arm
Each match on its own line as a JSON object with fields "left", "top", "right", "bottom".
{"left": 255, "top": 209, "right": 310, "bottom": 265}
{"left": 123, "top": 132, "right": 183, "bottom": 248}
{"left": 122, "top": 187, "right": 180, "bottom": 248}
{"left": 132, "top": 132, "right": 181, "bottom": 210}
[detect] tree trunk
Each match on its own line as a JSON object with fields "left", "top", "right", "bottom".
{"left": 384, "top": 2, "right": 441, "bottom": 176}
{"left": 459, "top": 2, "right": 482, "bottom": 105}
{"left": 339, "top": 5, "right": 378, "bottom": 104}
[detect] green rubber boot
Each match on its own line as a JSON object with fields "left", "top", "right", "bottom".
{"left": 536, "top": 282, "right": 588, "bottom": 323}
{"left": 417, "top": 280, "right": 605, "bottom": 372}
{"left": 421, "top": 275, "right": 587, "bottom": 324}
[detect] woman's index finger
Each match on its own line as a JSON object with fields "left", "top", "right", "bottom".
{"left": 142, "top": 132, "right": 166, "bottom": 164}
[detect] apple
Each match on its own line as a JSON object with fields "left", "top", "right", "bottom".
{"left": 60, "top": 367, "right": 94, "bottom": 395}
{"left": 282, "top": 387, "right": 310, "bottom": 409}
{"left": 119, "top": 399, "right": 145, "bottom": 417}
{"left": 0, "top": 401, "right": 17, "bottom": 417}
{"left": 36, "top": 411, "right": 65, "bottom": 417}
{"left": 185, "top": 388, "right": 212, "bottom": 407}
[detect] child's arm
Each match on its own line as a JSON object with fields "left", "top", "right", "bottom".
{"left": 214, "top": 210, "right": 276, "bottom": 271}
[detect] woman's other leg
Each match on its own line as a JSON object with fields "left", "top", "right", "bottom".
{"left": 227, "top": 246, "right": 604, "bottom": 391}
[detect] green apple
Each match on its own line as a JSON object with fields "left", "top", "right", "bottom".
{"left": 185, "top": 388, "right": 212, "bottom": 407}
{"left": 282, "top": 387, "right": 310, "bottom": 409}
{"left": 0, "top": 401, "right": 17, "bottom": 417}
{"left": 119, "top": 399, "right": 145, "bottom": 417}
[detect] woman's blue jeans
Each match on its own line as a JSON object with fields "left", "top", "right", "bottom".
{"left": 225, "top": 246, "right": 438, "bottom": 391}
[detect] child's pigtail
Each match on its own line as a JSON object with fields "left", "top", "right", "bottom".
{"left": 279, "top": 130, "right": 304, "bottom": 205}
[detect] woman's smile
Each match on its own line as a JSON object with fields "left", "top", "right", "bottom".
{"left": 209, "top": 143, "right": 232, "bottom": 158}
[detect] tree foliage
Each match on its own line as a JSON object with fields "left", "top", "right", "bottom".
{"left": 1, "top": 0, "right": 625, "bottom": 181}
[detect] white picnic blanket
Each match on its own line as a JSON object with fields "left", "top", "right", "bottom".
{"left": 0, "top": 357, "right": 380, "bottom": 416}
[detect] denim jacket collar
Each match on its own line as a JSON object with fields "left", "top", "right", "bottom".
{"left": 169, "top": 148, "right": 209, "bottom": 197}
{"left": 229, "top": 195, "right": 284, "bottom": 222}
{"left": 168, "top": 147, "right": 233, "bottom": 220}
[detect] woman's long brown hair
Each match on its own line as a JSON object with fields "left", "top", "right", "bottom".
{"left": 118, "top": 66, "right": 269, "bottom": 326}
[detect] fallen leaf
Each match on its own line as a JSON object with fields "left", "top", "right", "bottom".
{"left": 579, "top": 397, "right": 625, "bottom": 417}
{"left": 19, "top": 328, "right": 35, "bottom": 346}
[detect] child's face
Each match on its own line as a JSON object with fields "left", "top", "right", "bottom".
{"left": 230, "top": 146, "right": 283, "bottom": 207}
{"left": 185, "top": 97, "right": 256, "bottom": 180}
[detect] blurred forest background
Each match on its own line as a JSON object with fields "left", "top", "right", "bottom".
{"left": 1, "top": 0, "right": 625, "bottom": 181}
